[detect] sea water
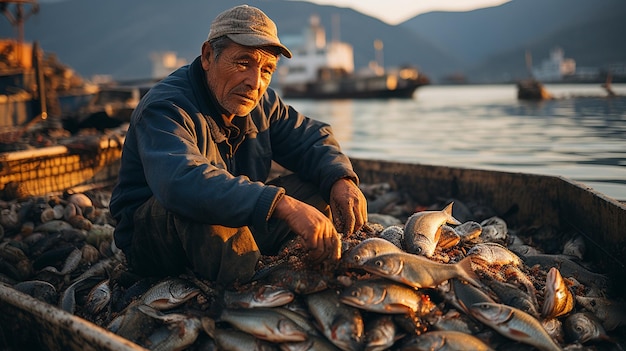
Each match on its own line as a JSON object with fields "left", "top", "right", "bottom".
{"left": 284, "top": 84, "right": 626, "bottom": 202}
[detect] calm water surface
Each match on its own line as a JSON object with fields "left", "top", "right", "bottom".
{"left": 284, "top": 84, "right": 626, "bottom": 201}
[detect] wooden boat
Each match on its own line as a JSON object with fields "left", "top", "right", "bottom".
{"left": 0, "top": 158, "right": 624, "bottom": 350}
{"left": 517, "top": 78, "right": 553, "bottom": 100}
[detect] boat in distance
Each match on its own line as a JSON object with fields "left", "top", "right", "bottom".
{"left": 276, "top": 15, "right": 429, "bottom": 100}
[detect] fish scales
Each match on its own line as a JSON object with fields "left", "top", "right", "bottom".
{"left": 361, "top": 251, "right": 482, "bottom": 289}
{"left": 339, "top": 278, "right": 436, "bottom": 315}
{"left": 469, "top": 302, "right": 562, "bottom": 351}
{"left": 219, "top": 307, "right": 308, "bottom": 343}
{"left": 306, "top": 289, "right": 364, "bottom": 351}
{"left": 402, "top": 202, "right": 461, "bottom": 257}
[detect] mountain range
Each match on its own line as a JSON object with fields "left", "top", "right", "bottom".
{"left": 2, "top": 0, "right": 625, "bottom": 83}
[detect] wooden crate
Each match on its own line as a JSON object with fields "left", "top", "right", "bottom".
{"left": 0, "top": 136, "right": 122, "bottom": 198}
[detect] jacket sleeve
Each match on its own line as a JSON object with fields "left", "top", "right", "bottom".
{"left": 263, "top": 90, "right": 359, "bottom": 200}
{"left": 134, "top": 99, "right": 284, "bottom": 230}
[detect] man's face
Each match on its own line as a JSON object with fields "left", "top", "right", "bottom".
{"left": 202, "top": 42, "right": 278, "bottom": 117}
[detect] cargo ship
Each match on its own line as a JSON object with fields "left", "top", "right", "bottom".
{"left": 276, "top": 15, "right": 429, "bottom": 100}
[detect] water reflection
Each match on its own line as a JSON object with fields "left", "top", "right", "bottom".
{"left": 285, "top": 84, "right": 626, "bottom": 201}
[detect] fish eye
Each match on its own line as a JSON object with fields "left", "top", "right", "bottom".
{"left": 375, "top": 260, "right": 383, "bottom": 267}
{"left": 351, "top": 291, "right": 359, "bottom": 297}
{"left": 353, "top": 255, "right": 361, "bottom": 262}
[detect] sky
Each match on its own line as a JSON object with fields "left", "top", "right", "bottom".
{"left": 295, "top": 0, "right": 512, "bottom": 25}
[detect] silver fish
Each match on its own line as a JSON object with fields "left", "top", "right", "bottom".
{"left": 145, "top": 315, "right": 203, "bottom": 351}
{"left": 141, "top": 278, "right": 200, "bottom": 310}
{"left": 363, "top": 316, "right": 400, "bottom": 351}
{"left": 575, "top": 296, "right": 626, "bottom": 331}
{"left": 306, "top": 289, "right": 364, "bottom": 351}
{"left": 451, "top": 278, "right": 496, "bottom": 315}
{"left": 340, "top": 237, "right": 403, "bottom": 268}
{"left": 467, "top": 242, "right": 522, "bottom": 266}
{"left": 455, "top": 221, "right": 483, "bottom": 242}
{"left": 402, "top": 202, "right": 461, "bottom": 257}
{"left": 486, "top": 278, "right": 539, "bottom": 318}
{"left": 339, "top": 278, "right": 435, "bottom": 315}
{"left": 542, "top": 318, "right": 564, "bottom": 345}
{"left": 361, "top": 252, "right": 482, "bottom": 289}
{"left": 378, "top": 225, "right": 404, "bottom": 249}
{"left": 274, "top": 306, "right": 321, "bottom": 336}
{"left": 468, "top": 302, "right": 562, "bottom": 351}
{"left": 13, "top": 280, "right": 57, "bottom": 305}
{"left": 562, "top": 235, "right": 585, "bottom": 260}
{"left": 84, "top": 279, "right": 111, "bottom": 315}
{"left": 563, "top": 312, "right": 612, "bottom": 344}
{"left": 479, "top": 216, "right": 508, "bottom": 242}
{"left": 223, "top": 284, "right": 294, "bottom": 308}
{"left": 398, "top": 330, "right": 495, "bottom": 351}
{"left": 542, "top": 267, "right": 574, "bottom": 319}
{"left": 255, "top": 259, "right": 329, "bottom": 294}
{"left": 522, "top": 254, "right": 610, "bottom": 292}
{"left": 219, "top": 307, "right": 308, "bottom": 343}
{"left": 40, "top": 247, "right": 83, "bottom": 276}
{"left": 202, "top": 317, "right": 277, "bottom": 351}
{"left": 426, "top": 309, "right": 482, "bottom": 335}
{"left": 106, "top": 304, "right": 159, "bottom": 343}
{"left": 60, "top": 275, "right": 104, "bottom": 313}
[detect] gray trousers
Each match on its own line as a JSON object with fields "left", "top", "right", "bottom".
{"left": 127, "top": 174, "right": 330, "bottom": 286}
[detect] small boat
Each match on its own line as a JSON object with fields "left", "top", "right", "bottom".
{"left": 516, "top": 78, "right": 553, "bottom": 100}
{"left": 276, "top": 15, "right": 429, "bottom": 100}
{"left": 1, "top": 158, "right": 624, "bottom": 350}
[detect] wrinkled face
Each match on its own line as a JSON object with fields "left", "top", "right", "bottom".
{"left": 201, "top": 41, "right": 278, "bottom": 117}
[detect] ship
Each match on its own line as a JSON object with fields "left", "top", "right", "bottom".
{"left": 275, "top": 15, "right": 429, "bottom": 100}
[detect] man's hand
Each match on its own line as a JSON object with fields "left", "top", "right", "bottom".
{"left": 329, "top": 178, "right": 368, "bottom": 235}
{"left": 272, "top": 195, "right": 341, "bottom": 263}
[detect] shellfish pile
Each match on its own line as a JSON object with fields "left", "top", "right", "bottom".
{"left": 0, "top": 183, "right": 624, "bottom": 351}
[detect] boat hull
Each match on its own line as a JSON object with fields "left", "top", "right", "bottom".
{"left": 1, "top": 158, "right": 625, "bottom": 350}
{"left": 281, "top": 75, "right": 429, "bottom": 100}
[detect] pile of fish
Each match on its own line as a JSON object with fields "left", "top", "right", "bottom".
{"left": 1, "top": 182, "right": 625, "bottom": 351}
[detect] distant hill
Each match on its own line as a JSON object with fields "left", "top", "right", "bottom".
{"left": 2, "top": 0, "right": 625, "bottom": 83}
{"left": 402, "top": 0, "right": 626, "bottom": 82}
{"left": 0, "top": 0, "right": 458, "bottom": 81}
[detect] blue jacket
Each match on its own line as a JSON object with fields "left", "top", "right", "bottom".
{"left": 109, "top": 56, "right": 357, "bottom": 252}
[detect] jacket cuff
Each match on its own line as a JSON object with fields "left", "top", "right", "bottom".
{"left": 252, "top": 185, "right": 285, "bottom": 231}
{"left": 320, "top": 170, "right": 359, "bottom": 202}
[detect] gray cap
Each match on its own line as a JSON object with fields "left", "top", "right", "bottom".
{"left": 207, "top": 5, "right": 292, "bottom": 58}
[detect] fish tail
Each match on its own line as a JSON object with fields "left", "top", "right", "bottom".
{"left": 443, "top": 202, "right": 461, "bottom": 225}
{"left": 200, "top": 317, "right": 216, "bottom": 338}
{"left": 457, "top": 256, "right": 484, "bottom": 288}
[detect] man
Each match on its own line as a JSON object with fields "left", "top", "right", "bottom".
{"left": 109, "top": 5, "right": 368, "bottom": 286}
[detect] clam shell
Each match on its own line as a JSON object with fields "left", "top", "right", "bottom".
{"left": 64, "top": 202, "right": 81, "bottom": 220}
{"left": 68, "top": 193, "right": 93, "bottom": 209}
{"left": 40, "top": 207, "right": 57, "bottom": 223}
{"left": 67, "top": 214, "right": 93, "bottom": 231}
{"left": 52, "top": 204, "right": 65, "bottom": 219}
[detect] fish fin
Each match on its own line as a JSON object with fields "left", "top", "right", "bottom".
{"left": 385, "top": 303, "right": 414, "bottom": 314}
{"left": 443, "top": 202, "right": 461, "bottom": 225}
{"left": 507, "top": 327, "right": 533, "bottom": 339}
{"left": 458, "top": 256, "right": 484, "bottom": 289}
{"left": 200, "top": 317, "right": 216, "bottom": 338}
